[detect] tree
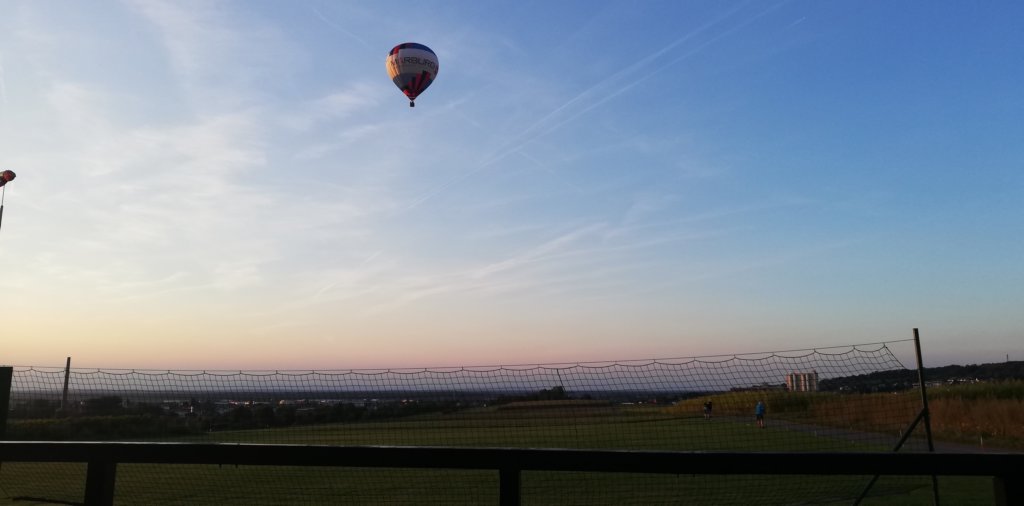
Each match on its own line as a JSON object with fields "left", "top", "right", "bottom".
{"left": 82, "top": 396, "right": 125, "bottom": 416}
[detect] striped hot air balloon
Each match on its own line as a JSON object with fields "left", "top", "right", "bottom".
{"left": 386, "top": 42, "right": 439, "bottom": 107}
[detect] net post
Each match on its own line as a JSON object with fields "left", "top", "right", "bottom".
{"left": 0, "top": 366, "right": 12, "bottom": 438}
{"left": 61, "top": 356, "right": 72, "bottom": 412}
{"left": 914, "top": 329, "right": 936, "bottom": 451}
{"left": 854, "top": 409, "right": 927, "bottom": 504}
{"left": 913, "top": 328, "right": 940, "bottom": 506}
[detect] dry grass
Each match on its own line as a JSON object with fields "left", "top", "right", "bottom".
{"left": 929, "top": 397, "right": 1024, "bottom": 447}
{"left": 667, "top": 381, "right": 1024, "bottom": 450}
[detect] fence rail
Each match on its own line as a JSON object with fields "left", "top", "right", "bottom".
{"left": 1, "top": 441, "right": 1021, "bottom": 506}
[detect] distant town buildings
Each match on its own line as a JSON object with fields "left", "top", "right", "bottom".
{"left": 785, "top": 371, "right": 819, "bottom": 392}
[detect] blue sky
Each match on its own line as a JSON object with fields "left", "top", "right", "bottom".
{"left": 0, "top": 0, "right": 1021, "bottom": 369}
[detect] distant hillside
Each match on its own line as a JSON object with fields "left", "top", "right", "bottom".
{"left": 819, "top": 361, "right": 1024, "bottom": 393}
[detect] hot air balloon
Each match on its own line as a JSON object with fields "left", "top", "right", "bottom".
{"left": 0, "top": 170, "right": 14, "bottom": 233}
{"left": 386, "top": 43, "right": 439, "bottom": 107}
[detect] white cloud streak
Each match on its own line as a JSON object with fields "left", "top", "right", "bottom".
{"left": 310, "top": 4, "right": 372, "bottom": 49}
{"left": 0, "top": 54, "right": 7, "bottom": 108}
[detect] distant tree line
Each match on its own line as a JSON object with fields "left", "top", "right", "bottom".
{"left": 819, "top": 361, "right": 1024, "bottom": 393}
{"left": 7, "top": 385, "right": 696, "bottom": 440}
{"left": 490, "top": 386, "right": 684, "bottom": 406}
{"left": 491, "top": 386, "right": 571, "bottom": 405}
{"left": 6, "top": 396, "right": 464, "bottom": 441}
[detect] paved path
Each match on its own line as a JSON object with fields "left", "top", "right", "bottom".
{"left": 766, "top": 417, "right": 1021, "bottom": 454}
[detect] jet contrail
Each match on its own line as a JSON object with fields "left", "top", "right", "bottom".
{"left": 539, "top": 1, "right": 790, "bottom": 137}
{"left": 405, "top": 1, "right": 789, "bottom": 212}
{"left": 512, "top": 2, "right": 750, "bottom": 145}
{"left": 473, "top": 1, "right": 768, "bottom": 173}
{"left": 0, "top": 57, "right": 8, "bottom": 107}
{"left": 311, "top": 5, "right": 371, "bottom": 49}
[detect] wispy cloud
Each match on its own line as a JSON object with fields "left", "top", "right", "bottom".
{"left": 18, "top": 84, "right": 278, "bottom": 294}
{"left": 126, "top": 0, "right": 300, "bottom": 109}
{"left": 403, "top": 2, "right": 776, "bottom": 210}
{"left": 532, "top": 1, "right": 789, "bottom": 139}
{"left": 5, "top": 0, "right": 1009, "bottom": 369}
{"left": 0, "top": 54, "right": 7, "bottom": 108}
{"left": 310, "top": 4, "right": 371, "bottom": 49}
{"left": 471, "top": 223, "right": 606, "bottom": 279}
{"left": 283, "top": 82, "right": 386, "bottom": 132}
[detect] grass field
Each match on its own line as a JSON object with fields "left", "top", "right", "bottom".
{"left": 0, "top": 403, "right": 1000, "bottom": 505}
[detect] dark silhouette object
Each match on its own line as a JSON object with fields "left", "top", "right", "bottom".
{"left": 0, "top": 169, "right": 15, "bottom": 233}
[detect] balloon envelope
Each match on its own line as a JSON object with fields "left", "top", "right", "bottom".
{"left": 386, "top": 43, "right": 438, "bottom": 106}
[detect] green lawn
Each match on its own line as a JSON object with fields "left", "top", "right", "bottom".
{"left": 0, "top": 408, "right": 997, "bottom": 505}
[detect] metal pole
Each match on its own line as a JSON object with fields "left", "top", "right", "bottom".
{"left": 914, "top": 328, "right": 940, "bottom": 506}
{"left": 0, "top": 366, "right": 12, "bottom": 438}
{"left": 914, "top": 329, "right": 935, "bottom": 452}
{"left": 0, "top": 185, "right": 6, "bottom": 232}
{"left": 854, "top": 409, "right": 927, "bottom": 504}
{"left": 61, "top": 357, "right": 72, "bottom": 412}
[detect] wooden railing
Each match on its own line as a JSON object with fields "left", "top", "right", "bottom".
{"left": 0, "top": 442, "right": 1021, "bottom": 505}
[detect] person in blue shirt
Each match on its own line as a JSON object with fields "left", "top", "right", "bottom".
{"left": 755, "top": 400, "right": 766, "bottom": 428}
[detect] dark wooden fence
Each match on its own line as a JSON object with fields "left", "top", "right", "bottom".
{"left": 0, "top": 441, "right": 1021, "bottom": 506}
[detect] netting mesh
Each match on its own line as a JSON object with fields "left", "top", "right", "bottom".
{"left": 2, "top": 341, "right": 963, "bottom": 505}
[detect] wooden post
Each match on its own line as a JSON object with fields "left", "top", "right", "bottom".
{"left": 84, "top": 456, "right": 117, "bottom": 506}
{"left": 61, "top": 357, "right": 71, "bottom": 412}
{"left": 0, "top": 366, "right": 12, "bottom": 438}
{"left": 499, "top": 468, "right": 521, "bottom": 506}
{"left": 994, "top": 473, "right": 1023, "bottom": 506}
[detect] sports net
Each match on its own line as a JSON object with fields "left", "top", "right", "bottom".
{"left": 2, "top": 341, "right": 956, "bottom": 505}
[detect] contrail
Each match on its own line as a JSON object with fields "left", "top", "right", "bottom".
{"left": 515, "top": 150, "right": 586, "bottom": 193}
{"left": 403, "top": 6, "right": 749, "bottom": 211}
{"left": 786, "top": 16, "right": 807, "bottom": 29}
{"left": 511, "top": 2, "right": 750, "bottom": 146}
{"left": 470, "top": 1, "right": 774, "bottom": 176}
{"left": 403, "top": 156, "right": 505, "bottom": 211}
{"left": 0, "top": 56, "right": 8, "bottom": 107}
{"left": 311, "top": 5, "right": 371, "bottom": 49}
{"left": 405, "top": 1, "right": 787, "bottom": 211}
{"left": 539, "top": 1, "right": 790, "bottom": 136}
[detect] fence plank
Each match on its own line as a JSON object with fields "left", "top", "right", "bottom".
{"left": 1, "top": 442, "right": 1021, "bottom": 477}
{"left": 499, "top": 468, "right": 521, "bottom": 506}
{"left": 84, "top": 457, "right": 117, "bottom": 506}
{"left": 3, "top": 443, "right": 1022, "bottom": 505}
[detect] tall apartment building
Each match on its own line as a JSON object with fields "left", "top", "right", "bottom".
{"left": 785, "top": 371, "right": 819, "bottom": 392}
